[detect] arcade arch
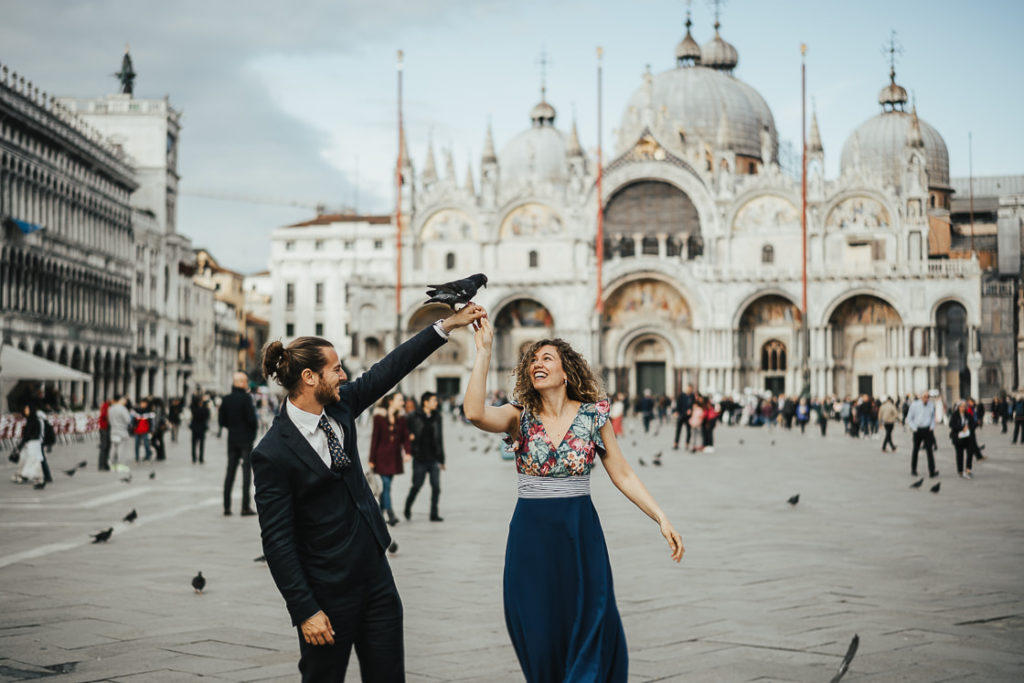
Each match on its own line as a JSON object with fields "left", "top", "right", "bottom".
{"left": 828, "top": 295, "right": 902, "bottom": 398}
{"left": 737, "top": 294, "right": 801, "bottom": 396}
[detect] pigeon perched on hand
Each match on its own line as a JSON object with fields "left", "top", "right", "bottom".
{"left": 787, "top": 494, "right": 800, "bottom": 506}
{"left": 425, "top": 273, "right": 488, "bottom": 310}
{"left": 123, "top": 509, "right": 137, "bottom": 523}
{"left": 829, "top": 634, "right": 859, "bottom": 683}
{"left": 191, "top": 571, "right": 206, "bottom": 593}
{"left": 91, "top": 528, "right": 114, "bottom": 543}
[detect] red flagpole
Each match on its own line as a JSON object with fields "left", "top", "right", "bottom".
{"left": 395, "top": 50, "right": 404, "bottom": 346}
{"left": 800, "top": 43, "right": 809, "bottom": 394}
{"left": 595, "top": 46, "right": 605, "bottom": 314}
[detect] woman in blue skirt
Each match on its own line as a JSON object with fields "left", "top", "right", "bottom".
{"left": 463, "top": 316, "right": 684, "bottom": 682}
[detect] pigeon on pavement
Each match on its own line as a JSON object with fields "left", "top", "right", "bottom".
{"left": 388, "top": 541, "right": 399, "bottom": 554}
{"left": 253, "top": 555, "right": 266, "bottom": 563}
{"left": 191, "top": 572, "right": 206, "bottom": 593}
{"left": 120, "top": 474, "right": 132, "bottom": 483}
{"left": 425, "top": 273, "right": 488, "bottom": 310}
{"left": 123, "top": 509, "right": 137, "bottom": 523}
{"left": 910, "top": 478, "right": 924, "bottom": 489}
{"left": 930, "top": 482, "right": 941, "bottom": 494}
{"left": 829, "top": 633, "right": 860, "bottom": 683}
{"left": 638, "top": 458, "right": 647, "bottom": 466}
{"left": 76, "top": 460, "right": 87, "bottom": 469}
{"left": 91, "top": 528, "right": 114, "bottom": 543}
{"left": 787, "top": 494, "right": 800, "bottom": 506}
{"left": 149, "top": 471, "right": 156, "bottom": 479}
{"left": 63, "top": 467, "right": 77, "bottom": 477}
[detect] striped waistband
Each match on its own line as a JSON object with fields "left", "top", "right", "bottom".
{"left": 517, "top": 473, "right": 590, "bottom": 499}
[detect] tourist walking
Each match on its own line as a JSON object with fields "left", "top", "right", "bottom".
{"left": 189, "top": 393, "right": 211, "bottom": 464}
{"left": 463, "top": 316, "right": 683, "bottom": 682}
{"left": 219, "top": 373, "right": 258, "bottom": 516}
{"left": 637, "top": 389, "right": 655, "bottom": 433}
{"left": 11, "top": 403, "right": 45, "bottom": 486}
{"left": 879, "top": 397, "right": 899, "bottom": 452}
{"left": 107, "top": 395, "right": 131, "bottom": 470}
{"left": 609, "top": 392, "right": 626, "bottom": 437}
{"left": 369, "top": 392, "right": 410, "bottom": 526}
{"left": 252, "top": 305, "right": 483, "bottom": 682}
{"left": 97, "top": 397, "right": 111, "bottom": 470}
{"left": 906, "top": 391, "right": 938, "bottom": 478}
{"left": 948, "top": 401, "right": 978, "bottom": 479}
{"left": 404, "top": 391, "right": 446, "bottom": 522}
{"left": 131, "top": 398, "right": 154, "bottom": 462}
{"left": 795, "top": 397, "right": 810, "bottom": 434}
{"left": 672, "top": 384, "right": 695, "bottom": 450}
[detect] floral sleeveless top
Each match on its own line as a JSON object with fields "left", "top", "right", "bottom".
{"left": 504, "top": 399, "right": 611, "bottom": 477}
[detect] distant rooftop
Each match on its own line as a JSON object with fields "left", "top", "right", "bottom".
{"left": 949, "top": 175, "right": 1024, "bottom": 197}
{"left": 286, "top": 214, "right": 392, "bottom": 228}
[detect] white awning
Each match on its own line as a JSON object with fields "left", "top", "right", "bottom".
{"left": 0, "top": 345, "right": 92, "bottom": 381}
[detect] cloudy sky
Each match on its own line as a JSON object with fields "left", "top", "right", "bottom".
{"left": 4, "top": 0, "right": 1022, "bottom": 273}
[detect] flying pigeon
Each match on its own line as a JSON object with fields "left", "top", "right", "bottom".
{"left": 123, "top": 509, "right": 137, "bottom": 523}
{"left": 91, "top": 528, "right": 114, "bottom": 543}
{"left": 787, "top": 494, "right": 800, "bottom": 506}
{"left": 829, "top": 633, "right": 860, "bottom": 683}
{"left": 909, "top": 478, "right": 924, "bottom": 489}
{"left": 425, "top": 273, "right": 488, "bottom": 310}
{"left": 930, "top": 482, "right": 941, "bottom": 494}
{"left": 63, "top": 467, "right": 77, "bottom": 477}
{"left": 191, "top": 572, "right": 206, "bottom": 594}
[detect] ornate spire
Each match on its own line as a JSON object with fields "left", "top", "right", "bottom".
{"left": 444, "top": 148, "right": 457, "bottom": 182}
{"left": 878, "top": 30, "right": 908, "bottom": 111}
{"left": 701, "top": 1, "right": 738, "bottom": 71}
{"left": 422, "top": 142, "right": 438, "bottom": 184}
{"left": 567, "top": 119, "right": 583, "bottom": 157}
{"left": 906, "top": 104, "right": 924, "bottom": 148}
{"left": 530, "top": 49, "right": 556, "bottom": 126}
{"left": 399, "top": 127, "right": 411, "bottom": 167}
{"left": 482, "top": 122, "right": 497, "bottom": 163}
{"left": 808, "top": 110, "right": 823, "bottom": 153}
{"left": 463, "top": 162, "right": 475, "bottom": 194}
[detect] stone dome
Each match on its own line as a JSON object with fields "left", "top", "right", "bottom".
{"left": 675, "top": 15, "right": 701, "bottom": 66}
{"left": 618, "top": 65, "right": 777, "bottom": 161}
{"left": 499, "top": 115, "right": 569, "bottom": 186}
{"left": 840, "top": 73, "right": 950, "bottom": 189}
{"left": 701, "top": 22, "right": 738, "bottom": 71}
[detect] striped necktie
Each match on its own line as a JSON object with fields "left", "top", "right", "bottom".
{"left": 318, "top": 414, "right": 350, "bottom": 472}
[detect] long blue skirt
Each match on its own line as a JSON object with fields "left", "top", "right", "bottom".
{"left": 504, "top": 495, "right": 628, "bottom": 682}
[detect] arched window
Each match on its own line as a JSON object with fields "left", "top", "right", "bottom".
{"left": 761, "top": 340, "right": 787, "bottom": 371}
{"left": 528, "top": 250, "right": 538, "bottom": 268}
{"left": 445, "top": 252, "right": 455, "bottom": 270}
{"left": 762, "top": 244, "right": 774, "bottom": 264}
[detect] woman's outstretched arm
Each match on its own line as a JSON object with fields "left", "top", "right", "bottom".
{"left": 597, "top": 421, "right": 685, "bottom": 562}
{"left": 463, "top": 317, "right": 519, "bottom": 434}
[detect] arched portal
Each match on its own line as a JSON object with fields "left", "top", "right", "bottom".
{"left": 604, "top": 278, "right": 693, "bottom": 395}
{"left": 828, "top": 295, "right": 902, "bottom": 398}
{"left": 492, "top": 299, "right": 554, "bottom": 373}
{"left": 936, "top": 301, "right": 969, "bottom": 403}
{"left": 603, "top": 181, "right": 701, "bottom": 259}
{"left": 737, "top": 294, "right": 801, "bottom": 396}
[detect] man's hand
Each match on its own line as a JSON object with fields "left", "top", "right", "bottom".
{"left": 301, "top": 610, "right": 335, "bottom": 646}
{"left": 442, "top": 303, "right": 486, "bottom": 333}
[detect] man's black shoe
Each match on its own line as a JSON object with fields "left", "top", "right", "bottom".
{"left": 429, "top": 515, "right": 444, "bottom": 522}
{"left": 224, "top": 510, "right": 232, "bottom": 516}
{"left": 403, "top": 507, "right": 411, "bottom": 521}
{"left": 930, "top": 470, "right": 940, "bottom": 478}
{"left": 240, "top": 509, "right": 257, "bottom": 517}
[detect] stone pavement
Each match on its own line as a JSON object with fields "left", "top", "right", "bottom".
{"left": 0, "top": 416, "right": 1022, "bottom": 682}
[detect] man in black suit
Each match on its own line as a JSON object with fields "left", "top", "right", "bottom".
{"left": 404, "top": 391, "right": 446, "bottom": 522}
{"left": 219, "top": 372, "right": 259, "bottom": 516}
{"left": 672, "top": 383, "right": 695, "bottom": 449}
{"left": 253, "top": 304, "right": 484, "bottom": 682}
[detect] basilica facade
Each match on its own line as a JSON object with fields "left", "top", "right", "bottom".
{"left": 324, "top": 20, "right": 990, "bottom": 403}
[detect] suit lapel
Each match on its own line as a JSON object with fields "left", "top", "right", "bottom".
{"left": 277, "top": 403, "right": 335, "bottom": 478}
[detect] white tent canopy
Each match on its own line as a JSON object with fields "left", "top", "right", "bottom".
{"left": 0, "top": 345, "right": 92, "bottom": 381}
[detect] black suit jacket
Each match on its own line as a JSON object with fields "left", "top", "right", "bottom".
{"left": 252, "top": 325, "right": 446, "bottom": 626}
{"left": 219, "top": 386, "right": 258, "bottom": 447}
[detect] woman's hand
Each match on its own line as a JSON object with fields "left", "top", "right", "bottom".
{"left": 474, "top": 316, "right": 494, "bottom": 351}
{"left": 660, "top": 519, "right": 684, "bottom": 562}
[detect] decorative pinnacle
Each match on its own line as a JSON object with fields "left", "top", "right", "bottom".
{"left": 883, "top": 29, "right": 903, "bottom": 83}
{"left": 397, "top": 49, "right": 404, "bottom": 72}
{"left": 536, "top": 48, "right": 550, "bottom": 101}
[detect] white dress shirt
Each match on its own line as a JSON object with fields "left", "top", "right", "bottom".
{"left": 287, "top": 399, "right": 345, "bottom": 470}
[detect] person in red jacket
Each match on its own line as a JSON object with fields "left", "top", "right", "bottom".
{"left": 368, "top": 392, "right": 411, "bottom": 526}
{"left": 98, "top": 399, "right": 111, "bottom": 471}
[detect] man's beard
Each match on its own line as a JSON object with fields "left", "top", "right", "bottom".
{"left": 314, "top": 375, "right": 338, "bottom": 405}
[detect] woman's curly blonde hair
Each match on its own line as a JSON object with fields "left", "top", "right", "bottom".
{"left": 512, "top": 339, "right": 605, "bottom": 415}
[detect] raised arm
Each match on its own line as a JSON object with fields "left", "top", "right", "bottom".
{"left": 463, "top": 316, "right": 520, "bottom": 434}
{"left": 597, "top": 421, "right": 684, "bottom": 563}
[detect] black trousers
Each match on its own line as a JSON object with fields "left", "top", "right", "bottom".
{"left": 296, "top": 555, "right": 404, "bottom": 683}
{"left": 673, "top": 417, "right": 690, "bottom": 446}
{"left": 98, "top": 429, "right": 110, "bottom": 470}
{"left": 953, "top": 437, "right": 974, "bottom": 473}
{"left": 152, "top": 431, "right": 166, "bottom": 461}
{"left": 405, "top": 461, "right": 441, "bottom": 518}
{"left": 191, "top": 431, "right": 206, "bottom": 463}
{"left": 882, "top": 423, "right": 896, "bottom": 451}
{"left": 911, "top": 428, "right": 936, "bottom": 475}
{"left": 819, "top": 418, "right": 828, "bottom": 436}
{"left": 223, "top": 442, "right": 253, "bottom": 512}
{"left": 1013, "top": 421, "right": 1024, "bottom": 444}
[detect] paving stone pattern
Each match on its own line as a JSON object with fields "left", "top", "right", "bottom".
{"left": 0, "top": 416, "right": 1022, "bottom": 681}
